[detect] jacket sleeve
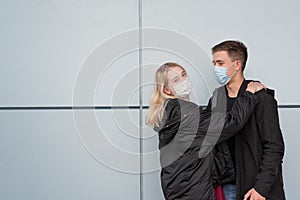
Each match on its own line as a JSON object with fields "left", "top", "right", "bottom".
{"left": 200, "top": 90, "right": 258, "bottom": 144}
{"left": 253, "top": 93, "right": 285, "bottom": 198}
{"left": 219, "top": 91, "right": 259, "bottom": 142}
{"left": 198, "top": 90, "right": 258, "bottom": 158}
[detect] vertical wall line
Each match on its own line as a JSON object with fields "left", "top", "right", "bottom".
{"left": 138, "top": 0, "right": 143, "bottom": 200}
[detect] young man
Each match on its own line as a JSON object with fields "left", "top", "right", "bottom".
{"left": 211, "top": 40, "right": 285, "bottom": 200}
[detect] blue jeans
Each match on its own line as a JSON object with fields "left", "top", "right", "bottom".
{"left": 223, "top": 184, "right": 236, "bottom": 200}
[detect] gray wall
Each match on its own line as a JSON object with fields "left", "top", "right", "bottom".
{"left": 0, "top": 0, "right": 299, "bottom": 199}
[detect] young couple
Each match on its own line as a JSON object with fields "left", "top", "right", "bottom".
{"left": 146, "top": 40, "right": 285, "bottom": 200}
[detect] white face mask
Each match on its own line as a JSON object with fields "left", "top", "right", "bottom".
{"left": 173, "top": 78, "right": 193, "bottom": 97}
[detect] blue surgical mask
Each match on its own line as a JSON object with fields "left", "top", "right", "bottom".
{"left": 213, "top": 62, "right": 236, "bottom": 85}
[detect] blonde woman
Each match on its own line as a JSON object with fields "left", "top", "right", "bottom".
{"left": 146, "top": 62, "right": 264, "bottom": 200}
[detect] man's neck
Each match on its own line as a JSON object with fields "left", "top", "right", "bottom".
{"left": 226, "top": 76, "right": 245, "bottom": 98}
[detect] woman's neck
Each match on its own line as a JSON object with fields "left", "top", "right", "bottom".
{"left": 179, "top": 96, "right": 190, "bottom": 101}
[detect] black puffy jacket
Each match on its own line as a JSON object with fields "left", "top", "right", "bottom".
{"left": 155, "top": 88, "right": 258, "bottom": 200}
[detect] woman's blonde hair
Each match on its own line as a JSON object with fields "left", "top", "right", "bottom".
{"left": 146, "top": 62, "right": 185, "bottom": 128}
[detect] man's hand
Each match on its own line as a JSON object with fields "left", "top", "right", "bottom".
{"left": 244, "top": 188, "right": 266, "bottom": 200}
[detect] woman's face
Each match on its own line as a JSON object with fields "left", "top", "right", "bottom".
{"left": 164, "top": 66, "right": 189, "bottom": 96}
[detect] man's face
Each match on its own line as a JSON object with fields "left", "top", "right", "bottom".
{"left": 212, "top": 51, "right": 237, "bottom": 77}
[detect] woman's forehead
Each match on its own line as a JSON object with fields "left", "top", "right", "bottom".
{"left": 167, "top": 66, "right": 185, "bottom": 77}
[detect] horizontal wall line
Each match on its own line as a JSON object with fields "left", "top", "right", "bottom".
{"left": 0, "top": 106, "right": 148, "bottom": 110}
{"left": 278, "top": 105, "right": 300, "bottom": 108}
{"left": 0, "top": 105, "right": 300, "bottom": 110}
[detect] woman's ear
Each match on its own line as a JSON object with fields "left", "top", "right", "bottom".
{"left": 163, "top": 86, "right": 172, "bottom": 95}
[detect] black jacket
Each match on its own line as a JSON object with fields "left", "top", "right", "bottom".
{"left": 217, "top": 81, "right": 286, "bottom": 200}
{"left": 155, "top": 89, "right": 258, "bottom": 200}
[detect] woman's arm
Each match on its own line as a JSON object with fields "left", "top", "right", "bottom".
{"left": 198, "top": 82, "right": 264, "bottom": 157}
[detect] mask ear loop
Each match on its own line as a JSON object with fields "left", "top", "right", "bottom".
{"left": 228, "top": 61, "right": 238, "bottom": 78}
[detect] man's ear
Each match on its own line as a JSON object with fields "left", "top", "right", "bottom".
{"left": 235, "top": 60, "right": 242, "bottom": 71}
{"left": 163, "top": 86, "right": 172, "bottom": 95}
